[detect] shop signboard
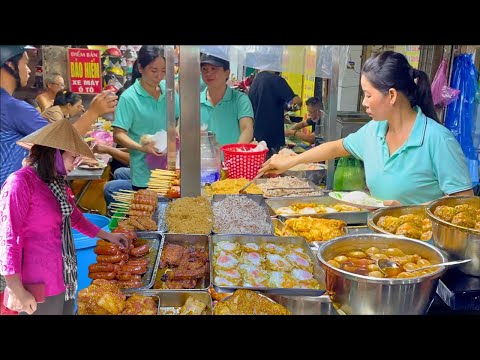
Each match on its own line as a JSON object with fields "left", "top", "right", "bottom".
{"left": 67, "top": 48, "right": 102, "bottom": 94}
{"left": 394, "top": 45, "right": 420, "bottom": 69}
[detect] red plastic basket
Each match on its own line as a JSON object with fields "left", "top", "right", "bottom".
{"left": 220, "top": 144, "right": 268, "bottom": 180}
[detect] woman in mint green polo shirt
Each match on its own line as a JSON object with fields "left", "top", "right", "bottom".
{"left": 112, "top": 45, "right": 179, "bottom": 189}
{"left": 200, "top": 54, "right": 254, "bottom": 145}
{"left": 260, "top": 51, "right": 473, "bottom": 205}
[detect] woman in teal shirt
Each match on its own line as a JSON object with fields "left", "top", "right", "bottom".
{"left": 260, "top": 51, "right": 473, "bottom": 205}
{"left": 112, "top": 45, "right": 179, "bottom": 189}
{"left": 199, "top": 54, "right": 254, "bottom": 145}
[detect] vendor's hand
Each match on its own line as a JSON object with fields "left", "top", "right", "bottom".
{"left": 89, "top": 91, "right": 118, "bottom": 117}
{"left": 105, "top": 233, "right": 129, "bottom": 249}
{"left": 285, "top": 129, "right": 295, "bottom": 137}
{"left": 383, "top": 200, "right": 402, "bottom": 207}
{"left": 92, "top": 143, "right": 110, "bottom": 155}
{"left": 258, "top": 154, "right": 295, "bottom": 175}
{"left": 141, "top": 141, "right": 164, "bottom": 156}
{"left": 6, "top": 287, "right": 37, "bottom": 314}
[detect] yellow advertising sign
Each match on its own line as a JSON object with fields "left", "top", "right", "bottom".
{"left": 394, "top": 45, "right": 420, "bottom": 69}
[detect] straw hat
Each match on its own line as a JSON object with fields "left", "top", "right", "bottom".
{"left": 17, "top": 118, "right": 95, "bottom": 159}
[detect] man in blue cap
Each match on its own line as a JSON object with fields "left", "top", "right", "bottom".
{"left": 0, "top": 45, "right": 119, "bottom": 185}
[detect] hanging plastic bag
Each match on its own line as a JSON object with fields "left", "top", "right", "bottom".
{"left": 431, "top": 58, "right": 460, "bottom": 108}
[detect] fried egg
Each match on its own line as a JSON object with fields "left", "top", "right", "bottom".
{"left": 216, "top": 269, "right": 242, "bottom": 284}
{"left": 295, "top": 278, "right": 321, "bottom": 289}
{"left": 243, "top": 281, "right": 266, "bottom": 288}
{"left": 242, "top": 243, "right": 261, "bottom": 252}
{"left": 287, "top": 245, "right": 307, "bottom": 256}
{"left": 286, "top": 253, "right": 313, "bottom": 271}
{"left": 261, "top": 243, "right": 287, "bottom": 255}
{"left": 243, "top": 268, "right": 270, "bottom": 286}
{"left": 266, "top": 254, "right": 293, "bottom": 272}
{"left": 275, "top": 207, "right": 296, "bottom": 215}
{"left": 298, "top": 207, "right": 317, "bottom": 215}
{"left": 267, "top": 271, "right": 296, "bottom": 288}
{"left": 291, "top": 268, "right": 314, "bottom": 282}
{"left": 214, "top": 276, "right": 238, "bottom": 287}
{"left": 215, "top": 252, "right": 239, "bottom": 270}
{"left": 237, "top": 263, "right": 261, "bottom": 275}
{"left": 215, "top": 241, "right": 241, "bottom": 255}
{"left": 240, "top": 251, "right": 265, "bottom": 266}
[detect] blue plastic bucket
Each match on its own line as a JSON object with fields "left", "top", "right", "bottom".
{"left": 73, "top": 214, "right": 110, "bottom": 295}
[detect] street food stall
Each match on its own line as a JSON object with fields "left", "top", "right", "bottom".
{"left": 73, "top": 45, "right": 480, "bottom": 315}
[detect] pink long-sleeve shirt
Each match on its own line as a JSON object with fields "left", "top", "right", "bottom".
{"left": 0, "top": 166, "right": 101, "bottom": 297}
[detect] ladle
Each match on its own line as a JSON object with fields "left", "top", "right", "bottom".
{"left": 377, "top": 258, "right": 472, "bottom": 277}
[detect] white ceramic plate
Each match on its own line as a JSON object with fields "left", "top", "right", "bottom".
{"left": 328, "top": 191, "right": 385, "bottom": 211}
{"left": 77, "top": 163, "right": 106, "bottom": 170}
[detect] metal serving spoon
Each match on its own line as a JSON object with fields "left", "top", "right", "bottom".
{"left": 377, "top": 258, "right": 472, "bottom": 277}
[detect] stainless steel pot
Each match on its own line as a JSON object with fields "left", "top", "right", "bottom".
{"left": 367, "top": 205, "right": 432, "bottom": 243}
{"left": 317, "top": 234, "right": 447, "bottom": 315}
{"left": 426, "top": 196, "right": 480, "bottom": 276}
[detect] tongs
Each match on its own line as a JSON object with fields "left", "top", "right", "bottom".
{"left": 239, "top": 171, "right": 265, "bottom": 194}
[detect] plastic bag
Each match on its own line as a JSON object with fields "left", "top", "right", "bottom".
{"left": 431, "top": 58, "right": 460, "bottom": 107}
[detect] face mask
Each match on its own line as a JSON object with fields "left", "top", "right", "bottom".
{"left": 55, "top": 149, "right": 67, "bottom": 176}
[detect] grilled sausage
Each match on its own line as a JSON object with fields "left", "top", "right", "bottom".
{"left": 130, "top": 244, "right": 150, "bottom": 257}
{"left": 96, "top": 254, "right": 123, "bottom": 263}
{"left": 116, "top": 273, "right": 142, "bottom": 281}
{"left": 120, "top": 265, "right": 147, "bottom": 275}
{"left": 94, "top": 246, "right": 120, "bottom": 255}
{"left": 88, "top": 272, "right": 116, "bottom": 280}
{"left": 126, "top": 259, "right": 149, "bottom": 267}
{"left": 88, "top": 263, "right": 114, "bottom": 273}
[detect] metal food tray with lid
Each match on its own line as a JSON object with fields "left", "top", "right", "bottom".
{"left": 124, "top": 231, "right": 164, "bottom": 291}
{"left": 211, "top": 194, "right": 275, "bottom": 235}
{"left": 210, "top": 234, "right": 326, "bottom": 296}
{"left": 267, "top": 196, "right": 369, "bottom": 225}
{"left": 254, "top": 178, "right": 323, "bottom": 199}
{"left": 152, "top": 233, "right": 211, "bottom": 291}
{"left": 138, "top": 290, "right": 213, "bottom": 315}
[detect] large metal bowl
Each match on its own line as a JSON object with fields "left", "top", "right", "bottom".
{"left": 426, "top": 196, "right": 480, "bottom": 276}
{"left": 317, "top": 234, "right": 447, "bottom": 315}
{"left": 367, "top": 205, "right": 432, "bottom": 242}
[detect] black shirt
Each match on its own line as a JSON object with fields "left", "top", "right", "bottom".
{"left": 307, "top": 118, "right": 320, "bottom": 133}
{"left": 249, "top": 71, "right": 296, "bottom": 151}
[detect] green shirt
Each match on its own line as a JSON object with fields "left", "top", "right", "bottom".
{"left": 200, "top": 86, "right": 254, "bottom": 146}
{"left": 343, "top": 107, "right": 472, "bottom": 205}
{"left": 112, "top": 79, "right": 180, "bottom": 187}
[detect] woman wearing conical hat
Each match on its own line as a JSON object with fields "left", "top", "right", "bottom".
{"left": 0, "top": 119, "right": 129, "bottom": 315}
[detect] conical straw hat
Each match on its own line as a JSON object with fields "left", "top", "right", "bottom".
{"left": 17, "top": 118, "right": 95, "bottom": 159}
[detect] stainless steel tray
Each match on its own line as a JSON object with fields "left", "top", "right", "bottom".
{"left": 164, "top": 197, "right": 213, "bottom": 235}
{"left": 153, "top": 234, "right": 210, "bottom": 291}
{"left": 268, "top": 294, "right": 337, "bottom": 315}
{"left": 255, "top": 178, "right": 323, "bottom": 199}
{"left": 139, "top": 290, "right": 213, "bottom": 315}
{"left": 76, "top": 292, "right": 161, "bottom": 315}
{"left": 126, "top": 231, "right": 164, "bottom": 291}
{"left": 210, "top": 234, "right": 326, "bottom": 296}
{"left": 211, "top": 194, "right": 274, "bottom": 235}
{"left": 272, "top": 217, "right": 348, "bottom": 254}
{"left": 267, "top": 196, "right": 369, "bottom": 225}
{"left": 155, "top": 196, "right": 170, "bottom": 233}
